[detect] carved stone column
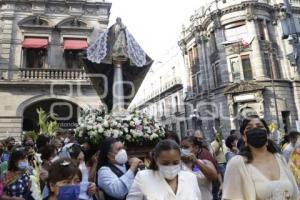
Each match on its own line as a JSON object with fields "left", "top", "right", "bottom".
{"left": 214, "top": 20, "right": 229, "bottom": 85}
{"left": 195, "top": 30, "right": 208, "bottom": 92}
{"left": 255, "top": 91, "right": 264, "bottom": 118}
{"left": 227, "top": 94, "right": 236, "bottom": 129}
{"left": 246, "top": 19, "right": 266, "bottom": 80}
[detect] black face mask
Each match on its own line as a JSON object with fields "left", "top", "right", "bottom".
{"left": 246, "top": 128, "right": 268, "bottom": 148}
{"left": 195, "top": 140, "right": 203, "bottom": 148}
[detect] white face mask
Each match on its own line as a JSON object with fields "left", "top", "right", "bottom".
{"left": 181, "top": 148, "right": 191, "bottom": 157}
{"left": 158, "top": 164, "right": 181, "bottom": 180}
{"left": 50, "top": 156, "right": 59, "bottom": 163}
{"left": 115, "top": 149, "right": 128, "bottom": 164}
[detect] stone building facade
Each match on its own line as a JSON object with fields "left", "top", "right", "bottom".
{"left": 131, "top": 47, "right": 188, "bottom": 140}
{"left": 178, "top": 0, "right": 300, "bottom": 141}
{"left": 0, "top": 0, "right": 111, "bottom": 139}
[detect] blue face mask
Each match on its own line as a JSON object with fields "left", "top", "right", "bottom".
{"left": 57, "top": 185, "right": 80, "bottom": 200}
{"left": 18, "top": 161, "right": 28, "bottom": 170}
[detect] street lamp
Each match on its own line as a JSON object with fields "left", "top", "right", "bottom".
{"left": 270, "top": 61, "right": 281, "bottom": 129}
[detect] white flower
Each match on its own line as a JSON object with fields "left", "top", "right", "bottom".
{"left": 126, "top": 134, "right": 132, "bottom": 141}
{"left": 136, "top": 130, "right": 143, "bottom": 137}
{"left": 87, "top": 125, "right": 93, "bottom": 130}
{"left": 90, "top": 131, "right": 97, "bottom": 137}
{"left": 93, "top": 125, "right": 98, "bottom": 130}
{"left": 124, "top": 128, "right": 129, "bottom": 133}
{"left": 103, "top": 120, "right": 109, "bottom": 128}
{"left": 112, "top": 129, "right": 119, "bottom": 137}
{"left": 144, "top": 134, "right": 150, "bottom": 139}
{"left": 129, "top": 121, "right": 135, "bottom": 127}
{"left": 150, "top": 133, "right": 158, "bottom": 141}
{"left": 98, "top": 126, "right": 104, "bottom": 133}
{"left": 135, "top": 120, "right": 142, "bottom": 126}
{"left": 104, "top": 130, "right": 111, "bottom": 137}
{"left": 144, "top": 126, "right": 151, "bottom": 134}
{"left": 131, "top": 130, "right": 137, "bottom": 138}
{"left": 112, "top": 121, "right": 118, "bottom": 127}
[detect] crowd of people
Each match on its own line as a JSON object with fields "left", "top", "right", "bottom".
{"left": 0, "top": 115, "right": 299, "bottom": 199}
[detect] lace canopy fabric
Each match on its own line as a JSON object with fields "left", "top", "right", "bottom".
{"left": 87, "top": 18, "right": 147, "bottom": 67}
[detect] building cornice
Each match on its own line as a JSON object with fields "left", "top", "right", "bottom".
{"left": 184, "top": 1, "right": 278, "bottom": 38}
{"left": 201, "top": 2, "right": 274, "bottom": 29}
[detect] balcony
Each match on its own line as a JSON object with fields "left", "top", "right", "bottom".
{"left": 19, "top": 68, "right": 88, "bottom": 80}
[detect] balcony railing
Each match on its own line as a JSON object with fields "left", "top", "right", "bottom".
{"left": 19, "top": 68, "right": 88, "bottom": 80}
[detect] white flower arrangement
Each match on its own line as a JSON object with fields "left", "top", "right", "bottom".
{"left": 75, "top": 106, "right": 165, "bottom": 145}
{"left": 30, "top": 153, "right": 43, "bottom": 200}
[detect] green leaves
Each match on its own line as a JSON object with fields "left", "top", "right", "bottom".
{"left": 36, "top": 108, "right": 58, "bottom": 136}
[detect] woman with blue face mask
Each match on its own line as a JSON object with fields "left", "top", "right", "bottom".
{"left": 2, "top": 147, "right": 32, "bottom": 200}
{"left": 44, "top": 158, "right": 96, "bottom": 200}
{"left": 127, "top": 139, "right": 202, "bottom": 200}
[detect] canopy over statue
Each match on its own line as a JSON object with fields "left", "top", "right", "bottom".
{"left": 82, "top": 18, "right": 153, "bottom": 113}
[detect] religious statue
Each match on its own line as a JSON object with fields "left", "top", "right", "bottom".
{"left": 83, "top": 18, "right": 153, "bottom": 114}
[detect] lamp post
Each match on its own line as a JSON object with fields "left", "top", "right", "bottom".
{"left": 270, "top": 61, "right": 281, "bottom": 129}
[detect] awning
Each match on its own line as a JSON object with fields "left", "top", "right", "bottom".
{"left": 63, "top": 39, "right": 88, "bottom": 50}
{"left": 22, "top": 38, "right": 48, "bottom": 48}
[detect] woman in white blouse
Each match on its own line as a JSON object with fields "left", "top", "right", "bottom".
{"left": 127, "top": 139, "right": 202, "bottom": 200}
{"left": 222, "top": 115, "right": 299, "bottom": 200}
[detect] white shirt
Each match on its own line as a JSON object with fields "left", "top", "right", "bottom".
{"left": 248, "top": 156, "right": 294, "bottom": 200}
{"left": 181, "top": 164, "right": 212, "bottom": 200}
{"left": 126, "top": 170, "right": 202, "bottom": 200}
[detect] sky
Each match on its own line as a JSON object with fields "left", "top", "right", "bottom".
{"left": 107, "top": 0, "right": 206, "bottom": 61}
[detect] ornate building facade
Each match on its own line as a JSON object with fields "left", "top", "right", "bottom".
{"left": 178, "top": 0, "right": 300, "bottom": 140}
{"left": 0, "top": 0, "right": 111, "bottom": 138}
{"left": 131, "top": 47, "right": 187, "bottom": 139}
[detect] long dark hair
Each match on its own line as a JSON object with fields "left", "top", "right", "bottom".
{"left": 239, "top": 115, "right": 280, "bottom": 163}
{"left": 8, "top": 147, "right": 27, "bottom": 171}
{"left": 97, "top": 137, "right": 118, "bottom": 170}
{"left": 149, "top": 139, "right": 180, "bottom": 170}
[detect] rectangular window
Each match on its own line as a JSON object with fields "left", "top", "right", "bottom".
{"left": 161, "top": 102, "right": 165, "bottom": 116}
{"left": 264, "top": 53, "right": 272, "bottom": 78}
{"left": 282, "top": 111, "right": 290, "bottom": 134}
{"left": 230, "top": 57, "right": 241, "bottom": 82}
{"left": 241, "top": 55, "right": 253, "bottom": 80}
{"left": 64, "top": 50, "right": 81, "bottom": 68}
{"left": 225, "top": 21, "right": 248, "bottom": 42}
{"left": 180, "top": 121, "right": 185, "bottom": 139}
{"left": 210, "top": 32, "right": 218, "bottom": 53}
{"left": 193, "top": 46, "right": 199, "bottom": 65}
{"left": 258, "top": 20, "right": 266, "bottom": 40}
{"left": 197, "top": 73, "right": 203, "bottom": 93}
{"left": 26, "top": 49, "right": 46, "bottom": 68}
{"left": 172, "top": 123, "right": 177, "bottom": 132}
{"left": 188, "top": 49, "right": 194, "bottom": 68}
{"left": 165, "top": 125, "right": 169, "bottom": 131}
{"left": 174, "top": 96, "right": 179, "bottom": 113}
{"left": 213, "top": 63, "right": 222, "bottom": 87}
{"left": 192, "top": 75, "right": 197, "bottom": 94}
{"left": 273, "top": 55, "right": 281, "bottom": 79}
